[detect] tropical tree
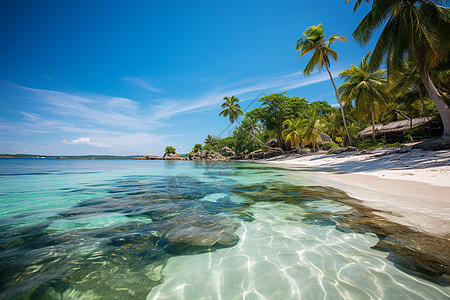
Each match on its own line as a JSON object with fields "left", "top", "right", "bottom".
{"left": 350, "top": 0, "right": 450, "bottom": 139}
{"left": 282, "top": 118, "right": 303, "bottom": 149}
{"left": 219, "top": 96, "right": 266, "bottom": 146}
{"left": 192, "top": 143, "right": 203, "bottom": 153}
{"left": 339, "top": 51, "right": 388, "bottom": 141}
{"left": 301, "top": 111, "right": 323, "bottom": 151}
{"left": 164, "top": 146, "right": 176, "bottom": 154}
{"left": 255, "top": 93, "right": 308, "bottom": 149}
{"left": 295, "top": 24, "right": 353, "bottom": 145}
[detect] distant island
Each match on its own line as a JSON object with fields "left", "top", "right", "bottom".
{"left": 0, "top": 154, "right": 140, "bottom": 160}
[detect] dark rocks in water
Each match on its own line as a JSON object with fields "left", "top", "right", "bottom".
{"left": 232, "top": 183, "right": 353, "bottom": 205}
{"left": 232, "top": 180, "right": 450, "bottom": 286}
{"left": 162, "top": 209, "right": 239, "bottom": 253}
{"left": 331, "top": 203, "right": 450, "bottom": 285}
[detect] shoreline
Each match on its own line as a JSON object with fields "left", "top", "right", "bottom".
{"left": 260, "top": 149, "right": 450, "bottom": 238}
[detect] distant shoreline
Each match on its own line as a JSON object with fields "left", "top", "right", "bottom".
{"left": 0, "top": 154, "right": 139, "bottom": 160}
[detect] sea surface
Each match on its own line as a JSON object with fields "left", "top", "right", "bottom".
{"left": 0, "top": 158, "right": 448, "bottom": 299}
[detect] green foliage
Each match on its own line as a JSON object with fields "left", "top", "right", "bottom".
{"left": 192, "top": 143, "right": 203, "bottom": 153}
{"left": 219, "top": 96, "right": 244, "bottom": 124}
{"left": 295, "top": 23, "right": 346, "bottom": 75}
{"left": 322, "top": 142, "right": 340, "bottom": 150}
{"left": 339, "top": 51, "right": 388, "bottom": 140}
{"left": 309, "top": 101, "right": 338, "bottom": 115}
{"left": 355, "top": 138, "right": 402, "bottom": 150}
{"left": 282, "top": 118, "right": 303, "bottom": 149}
{"left": 164, "top": 146, "right": 176, "bottom": 154}
{"left": 253, "top": 93, "right": 308, "bottom": 148}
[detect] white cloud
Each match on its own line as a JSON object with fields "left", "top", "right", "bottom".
{"left": 121, "top": 76, "right": 162, "bottom": 92}
{"left": 106, "top": 97, "right": 139, "bottom": 110}
{"left": 63, "top": 137, "right": 112, "bottom": 147}
{"left": 147, "top": 69, "right": 344, "bottom": 120}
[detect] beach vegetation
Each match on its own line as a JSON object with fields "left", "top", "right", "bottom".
{"left": 349, "top": 0, "right": 450, "bottom": 139}
{"left": 164, "top": 146, "right": 176, "bottom": 154}
{"left": 192, "top": 143, "right": 203, "bottom": 153}
{"left": 338, "top": 51, "right": 388, "bottom": 141}
{"left": 295, "top": 23, "right": 353, "bottom": 145}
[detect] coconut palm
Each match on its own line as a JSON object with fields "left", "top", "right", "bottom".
{"left": 282, "top": 118, "right": 303, "bottom": 149}
{"left": 219, "top": 96, "right": 266, "bottom": 146}
{"left": 295, "top": 24, "right": 353, "bottom": 145}
{"left": 301, "top": 111, "right": 323, "bottom": 151}
{"left": 339, "top": 51, "right": 388, "bottom": 141}
{"left": 350, "top": 0, "right": 450, "bottom": 139}
{"left": 219, "top": 96, "right": 244, "bottom": 124}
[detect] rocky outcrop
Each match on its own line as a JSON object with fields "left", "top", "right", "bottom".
{"left": 191, "top": 150, "right": 228, "bottom": 161}
{"left": 163, "top": 153, "right": 184, "bottom": 160}
{"left": 134, "top": 154, "right": 163, "bottom": 160}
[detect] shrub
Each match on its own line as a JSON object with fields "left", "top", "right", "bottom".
{"left": 164, "top": 146, "right": 176, "bottom": 154}
{"left": 192, "top": 143, "right": 203, "bottom": 152}
{"left": 323, "top": 142, "right": 339, "bottom": 150}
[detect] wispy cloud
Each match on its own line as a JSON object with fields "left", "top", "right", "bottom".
{"left": 63, "top": 137, "right": 112, "bottom": 147}
{"left": 148, "top": 69, "right": 344, "bottom": 120}
{"left": 106, "top": 97, "right": 139, "bottom": 110}
{"left": 121, "top": 76, "right": 162, "bottom": 93}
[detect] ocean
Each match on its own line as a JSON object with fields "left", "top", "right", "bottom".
{"left": 0, "top": 158, "right": 448, "bottom": 299}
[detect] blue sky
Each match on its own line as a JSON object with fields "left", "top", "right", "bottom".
{"left": 0, "top": 0, "right": 378, "bottom": 156}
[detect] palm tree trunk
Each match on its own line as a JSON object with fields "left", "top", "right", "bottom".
{"left": 324, "top": 63, "right": 353, "bottom": 145}
{"left": 370, "top": 106, "right": 376, "bottom": 142}
{"left": 421, "top": 72, "right": 450, "bottom": 139}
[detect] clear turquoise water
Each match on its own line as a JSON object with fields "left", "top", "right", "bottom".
{"left": 0, "top": 158, "right": 448, "bottom": 299}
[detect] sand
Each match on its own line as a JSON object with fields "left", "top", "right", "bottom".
{"left": 262, "top": 148, "right": 450, "bottom": 237}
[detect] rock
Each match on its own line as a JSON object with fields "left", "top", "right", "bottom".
{"left": 265, "top": 139, "right": 278, "bottom": 148}
{"left": 144, "top": 154, "right": 162, "bottom": 160}
{"left": 163, "top": 153, "right": 182, "bottom": 160}
{"left": 414, "top": 138, "right": 450, "bottom": 151}
{"left": 297, "top": 149, "right": 310, "bottom": 155}
{"left": 398, "top": 145, "right": 412, "bottom": 153}
{"left": 191, "top": 150, "right": 228, "bottom": 161}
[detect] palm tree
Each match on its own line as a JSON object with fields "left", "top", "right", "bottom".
{"left": 282, "top": 118, "right": 303, "bottom": 149}
{"left": 350, "top": 0, "right": 450, "bottom": 139}
{"left": 219, "top": 96, "right": 266, "bottom": 146}
{"left": 295, "top": 24, "right": 353, "bottom": 145}
{"left": 338, "top": 51, "right": 388, "bottom": 141}
{"left": 301, "top": 111, "right": 323, "bottom": 151}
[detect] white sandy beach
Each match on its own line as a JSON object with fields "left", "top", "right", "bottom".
{"left": 263, "top": 149, "right": 450, "bottom": 237}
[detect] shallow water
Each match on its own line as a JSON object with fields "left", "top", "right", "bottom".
{"left": 0, "top": 158, "right": 448, "bottom": 299}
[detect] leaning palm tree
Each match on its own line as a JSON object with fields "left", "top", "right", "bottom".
{"left": 295, "top": 24, "right": 353, "bottom": 145}
{"left": 282, "top": 118, "right": 303, "bottom": 149}
{"left": 350, "top": 0, "right": 450, "bottom": 139}
{"left": 219, "top": 96, "right": 266, "bottom": 146}
{"left": 339, "top": 51, "right": 388, "bottom": 141}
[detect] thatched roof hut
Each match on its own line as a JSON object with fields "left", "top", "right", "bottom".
{"left": 219, "top": 146, "right": 235, "bottom": 155}
{"left": 358, "top": 117, "right": 431, "bottom": 137}
{"left": 319, "top": 132, "right": 333, "bottom": 143}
